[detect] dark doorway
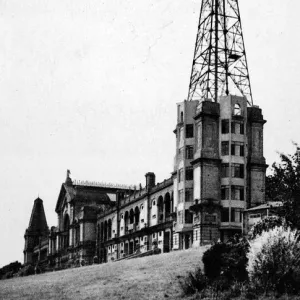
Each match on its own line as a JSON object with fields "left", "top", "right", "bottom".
{"left": 184, "top": 234, "right": 190, "bottom": 249}
{"left": 124, "top": 243, "right": 129, "bottom": 256}
{"left": 163, "top": 231, "right": 170, "bottom": 253}
{"left": 129, "top": 241, "right": 134, "bottom": 255}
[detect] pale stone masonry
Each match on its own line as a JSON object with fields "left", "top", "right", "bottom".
{"left": 24, "top": 96, "right": 267, "bottom": 267}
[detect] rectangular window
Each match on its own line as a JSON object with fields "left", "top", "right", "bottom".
{"left": 231, "top": 121, "right": 236, "bottom": 134}
{"left": 185, "top": 188, "right": 193, "bottom": 202}
{"left": 231, "top": 143, "right": 236, "bottom": 155}
{"left": 221, "top": 208, "right": 229, "bottom": 222}
{"left": 231, "top": 142, "right": 244, "bottom": 156}
{"left": 177, "top": 211, "right": 183, "bottom": 224}
{"left": 221, "top": 141, "right": 229, "bottom": 156}
{"left": 231, "top": 185, "right": 244, "bottom": 200}
{"left": 178, "top": 190, "right": 184, "bottom": 203}
{"left": 178, "top": 168, "right": 184, "bottom": 182}
{"left": 185, "top": 210, "right": 193, "bottom": 223}
{"left": 231, "top": 121, "right": 244, "bottom": 134}
{"left": 240, "top": 145, "right": 244, "bottom": 156}
{"left": 232, "top": 164, "right": 244, "bottom": 178}
{"left": 186, "top": 124, "right": 194, "bottom": 138}
{"left": 221, "top": 163, "right": 230, "bottom": 178}
{"left": 185, "top": 167, "right": 193, "bottom": 181}
{"left": 249, "top": 213, "right": 261, "bottom": 219}
{"left": 221, "top": 186, "right": 229, "bottom": 200}
{"left": 174, "top": 235, "right": 178, "bottom": 245}
{"left": 231, "top": 208, "right": 236, "bottom": 222}
{"left": 186, "top": 145, "right": 194, "bottom": 159}
{"left": 240, "top": 123, "right": 244, "bottom": 134}
{"left": 222, "top": 120, "right": 229, "bottom": 134}
{"left": 231, "top": 208, "right": 242, "bottom": 222}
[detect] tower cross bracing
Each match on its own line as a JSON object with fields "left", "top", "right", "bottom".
{"left": 187, "top": 0, "right": 253, "bottom": 105}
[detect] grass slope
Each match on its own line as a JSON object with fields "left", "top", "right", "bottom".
{"left": 0, "top": 247, "right": 208, "bottom": 300}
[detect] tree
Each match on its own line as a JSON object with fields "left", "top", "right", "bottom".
{"left": 266, "top": 142, "right": 300, "bottom": 229}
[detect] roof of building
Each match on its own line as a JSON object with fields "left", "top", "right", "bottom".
{"left": 55, "top": 182, "right": 114, "bottom": 213}
{"left": 245, "top": 201, "right": 283, "bottom": 212}
{"left": 26, "top": 197, "right": 49, "bottom": 234}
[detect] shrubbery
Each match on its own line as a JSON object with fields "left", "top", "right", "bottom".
{"left": 17, "top": 265, "right": 35, "bottom": 277}
{"left": 247, "top": 226, "right": 300, "bottom": 295}
{"left": 179, "top": 267, "right": 208, "bottom": 295}
{"left": 180, "top": 218, "right": 300, "bottom": 299}
{"left": 248, "top": 215, "right": 284, "bottom": 240}
{"left": 202, "top": 235, "right": 248, "bottom": 282}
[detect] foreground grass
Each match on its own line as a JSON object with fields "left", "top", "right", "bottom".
{"left": 0, "top": 247, "right": 209, "bottom": 300}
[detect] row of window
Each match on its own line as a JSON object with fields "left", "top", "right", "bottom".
{"left": 178, "top": 164, "right": 244, "bottom": 181}
{"left": 222, "top": 120, "right": 244, "bottom": 135}
{"left": 221, "top": 185, "right": 244, "bottom": 201}
{"left": 221, "top": 208, "right": 242, "bottom": 223}
{"left": 221, "top": 163, "right": 244, "bottom": 178}
{"left": 180, "top": 116, "right": 243, "bottom": 141}
{"left": 179, "top": 141, "right": 243, "bottom": 158}
{"left": 221, "top": 141, "right": 244, "bottom": 156}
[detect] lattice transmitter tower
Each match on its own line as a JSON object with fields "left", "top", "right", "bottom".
{"left": 187, "top": 0, "right": 253, "bottom": 105}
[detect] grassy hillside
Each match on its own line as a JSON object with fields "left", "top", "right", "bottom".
{"left": 0, "top": 247, "right": 209, "bottom": 300}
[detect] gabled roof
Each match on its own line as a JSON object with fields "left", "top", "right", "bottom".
{"left": 55, "top": 183, "right": 112, "bottom": 213}
{"left": 26, "top": 197, "right": 49, "bottom": 234}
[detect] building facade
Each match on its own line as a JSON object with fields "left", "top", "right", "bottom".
{"left": 24, "top": 96, "right": 267, "bottom": 267}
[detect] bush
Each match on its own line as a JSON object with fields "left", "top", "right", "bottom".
{"left": 248, "top": 216, "right": 284, "bottom": 240}
{"left": 247, "top": 226, "right": 300, "bottom": 295}
{"left": 202, "top": 236, "right": 249, "bottom": 282}
{"left": 18, "top": 265, "right": 35, "bottom": 277}
{"left": 202, "top": 243, "right": 228, "bottom": 280}
{"left": 1, "top": 271, "right": 14, "bottom": 280}
{"left": 179, "top": 267, "right": 208, "bottom": 296}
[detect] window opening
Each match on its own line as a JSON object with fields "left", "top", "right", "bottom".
{"left": 186, "top": 124, "right": 194, "bottom": 138}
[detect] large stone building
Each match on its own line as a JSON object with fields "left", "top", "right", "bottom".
{"left": 24, "top": 95, "right": 267, "bottom": 268}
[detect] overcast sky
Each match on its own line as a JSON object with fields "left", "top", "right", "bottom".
{"left": 0, "top": 0, "right": 299, "bottom": 267}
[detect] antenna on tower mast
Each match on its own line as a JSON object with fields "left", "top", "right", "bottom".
{"left": 187, "top": 0, "right": 253, "bottom": 106}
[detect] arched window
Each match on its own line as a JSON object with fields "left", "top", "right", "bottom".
{"left": 234, "top": 104, "right": 241, "bottom": 116}
{"left": 153, "top": 200, "right": 156, "bottom": 206}
{"left": 124, "top": 211, "right": 129, "bottom": 228}
{"left": 108, "top": 219, "right": 112, "bottom": 240}
{"left": 157, "top": 196, "right": 164, "bottom": 222}
{"left": 134, "top": 207, "right": 140, "bottom": 225}
{"left": 63, "top": 214, "right": 70, "bottom": 248}
{"left": 164, "top": 193, "right": 171, "bottom": 216}
{"left": 129, "top": 209, "right": 134, "bottom": 224}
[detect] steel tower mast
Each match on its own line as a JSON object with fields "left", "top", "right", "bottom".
{"left": 187, "top": 0, "right": 253, "bottom": 106}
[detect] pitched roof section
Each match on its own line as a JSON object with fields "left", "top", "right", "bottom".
{"left": 55, "top": 183, "right": 113, "bottom": 213}
{"left": 27, "top": 197, "right": 49, "bottom": 234}
{"left": 245, "top": 201, "right": 283, "bottom": 212}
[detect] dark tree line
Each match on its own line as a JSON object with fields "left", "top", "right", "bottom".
{"left": 266, "top": 142, "right": 300, "bottom": 229}
{"left": 0, "top": 261, "right": 22, "bottom": 279}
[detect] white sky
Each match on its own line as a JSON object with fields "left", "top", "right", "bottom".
{"left": 0, "top": 0, "right": 299, "bottom": 267}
